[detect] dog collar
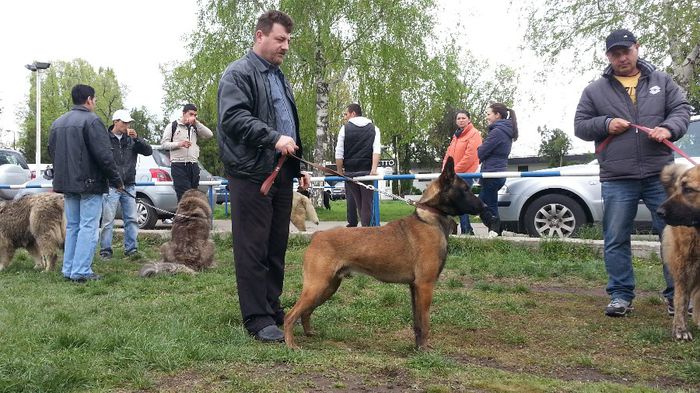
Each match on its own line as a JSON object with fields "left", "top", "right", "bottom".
{"left": 415, "top": 202, "right": 446, "bottom": 216}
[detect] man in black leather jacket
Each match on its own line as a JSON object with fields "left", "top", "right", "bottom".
{"left": 99, "top": 109, "right": 153, "bottom": 260}
{"left": 217, "top": 10, "right": 310, "bottom": 342}
{"left": 48, "top": 84, "right": 123, "bottom": 282}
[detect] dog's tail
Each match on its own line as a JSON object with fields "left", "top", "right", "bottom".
{"left": 138, "top": 262, "right": 197, "bottom": 277}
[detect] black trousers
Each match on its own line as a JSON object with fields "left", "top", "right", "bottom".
{"left": 229, "top": 163, "right": 294, "bottom": 334}
{"left": 347, "top": 181, "right": 374, "bottom": 226}
{"left": 171, "top": 162, "right": 200, "bottom": 202}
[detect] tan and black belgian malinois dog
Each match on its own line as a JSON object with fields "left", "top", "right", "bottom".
{"left": 284, "top": 157, "right": 495, "bottom": 349}
{"left": 658, "top": 163, "right": 700, "bottom": 341}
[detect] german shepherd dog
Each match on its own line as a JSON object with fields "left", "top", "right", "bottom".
{"left": 284, "top": 157, "right": 494, "bottom": 349}
{"left": 657, "top": 163, "right": 700, "bottom": 341}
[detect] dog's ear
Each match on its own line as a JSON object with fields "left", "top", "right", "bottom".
{"left": 440, "top": 156, "right": 456, "bottom": 185}
{"left": 660, "top": 163, "right": 689, "bottom": 192}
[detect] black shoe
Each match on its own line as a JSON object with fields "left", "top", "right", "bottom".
{"left": 100, "top": 252, "right": 112, "bottom": 260}
{"left": 253, "top": 325, "right": 284, "bottom": 343}
{"left": 605, "top": 298, "right": 633, "bottom": 317}
{"left": 70, "top": 274, "right": 102, "bottom": 283}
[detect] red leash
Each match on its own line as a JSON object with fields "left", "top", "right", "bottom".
{"left": 595, "top": 124, "right": 697, "bottom": 165}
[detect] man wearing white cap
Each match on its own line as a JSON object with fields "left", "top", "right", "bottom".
{"left": 99, "top": 109, "right": 153, "bottom": 259}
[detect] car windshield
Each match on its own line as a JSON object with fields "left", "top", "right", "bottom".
{"left": 675, "top": 120, "right": 700, "bottom": 157}
{"left": 0, "top": 151, "right": 29, "bottom": 169}
{"left": 152, "top": 149, "right": 171, "bottom": 167}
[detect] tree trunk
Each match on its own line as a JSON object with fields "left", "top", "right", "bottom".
{"left": 312, "top": 48, "right": 330, "bottom": 207}
{"left": 670, "top": 42, "right": 700, "bottom": 92}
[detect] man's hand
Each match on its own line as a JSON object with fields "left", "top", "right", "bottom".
{"left": 299, "top": 172, "right": 312, "bottom": 190}
{"left": 179, "top": 140, "right": 192, "bottom": 148}
{"left": 275, "top": 135, "right": 298, "bottom": 155}
{"left": 648, "top": 126, "right": 671, "bottom": 142}
{"left": 127, "top": 128, "right": 137, "bottom": 138}
{"left": 608, "top": 118, "right": 631, "bottom": 135}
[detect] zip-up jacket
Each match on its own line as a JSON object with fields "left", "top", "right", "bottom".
{"left": 48, "top": 105, "right": 123, "bottom": 194}
{"left": 574, "top": 59, "right": 691, "bottom": 181}
{"left": 443, "top": 123, "right": 482, "bottom": 173}
{"left": 160, "top": 120, "right": 213, "bottom": 163}
{"left": 478, "top": 119, "right": 514, "bottom": 172}
{"left": 107, "top": 125, "right": 153, "bottom": 186}
{"left": 217, "top": 50, "right": 303, "bottom": 183}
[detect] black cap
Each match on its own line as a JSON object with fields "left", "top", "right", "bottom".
{"left": 605, "top": 29, "right": 637, "bottom": 53}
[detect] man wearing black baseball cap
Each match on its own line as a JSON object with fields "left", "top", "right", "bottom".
{"left": 575, "top": 29, "right": 691, "bottom": 318}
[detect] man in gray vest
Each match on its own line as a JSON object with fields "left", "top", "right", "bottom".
{"left": 335, "top": 103, "right": 381, "bottom": 226}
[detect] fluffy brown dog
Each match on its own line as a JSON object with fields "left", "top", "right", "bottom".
{"left": 139, "top": 189, "right": 215, "bottom": 277}
{"left": 284, "top": 157, "right": 493, "bottom": 349}
{"left": 290, "top": 191, "right": 319, "bottom": 232}
{"left": 658, "top": 163, "right": 700, "bottom": 341}
{"left": 0, "top": 193, "right": 65, "bottom": 272}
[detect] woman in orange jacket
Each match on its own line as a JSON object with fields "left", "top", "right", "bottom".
{"left": 442, "top": 110, "right": 482, "bottom": 234}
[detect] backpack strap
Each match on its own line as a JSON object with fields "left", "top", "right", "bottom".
{"left": 170, "top": 121, "right": 178, "bottom": 142}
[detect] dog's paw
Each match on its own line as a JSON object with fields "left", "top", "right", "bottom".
{"left": 672, "top": 325, "right": 693, "bottom": 341}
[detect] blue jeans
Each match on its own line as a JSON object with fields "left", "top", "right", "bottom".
{"left": 100, "top": 185, "right": 138, "bottom": 255}
{"left": 62, "top": 193, "right": 103, "bottom": 279}
{"left": 479, "top": 177, "right": 506, "bottom": 221}
{"left": 601, "top": 177, "right": 674, "bottom": 302}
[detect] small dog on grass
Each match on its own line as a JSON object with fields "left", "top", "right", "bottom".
{"left": 139, "top": 189, "right": 215, "bottom": 277}
{"left": 284, "top": 157, "right": 496, "bottom": 349}
{"left": 290, "top": 191, "right": 319, "bottom": 232}
{"left": 657, "top": 163, "right": 700, "bottom": 341}
{"left": 0, "top": 193, "right": 65, "bottom": 272}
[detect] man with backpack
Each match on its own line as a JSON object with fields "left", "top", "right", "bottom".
{"left": 160, "top": 103, "right": 213, "bottom": 201}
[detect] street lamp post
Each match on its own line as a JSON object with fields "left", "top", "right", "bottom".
{"left": 25, "top": 61, "right": 51, "bottom": 167}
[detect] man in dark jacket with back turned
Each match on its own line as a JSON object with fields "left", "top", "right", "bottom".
{"left": 217, "top": 10, "right": 310, "bottom": 342}
{"left": 99, "top": 109, "right": 152, "bottom": 260}
{"left": 574, "top": 29, "right": 691, "bottom": 317}
{"left": 48, "top": 84, "right": 123, "bottom": 282}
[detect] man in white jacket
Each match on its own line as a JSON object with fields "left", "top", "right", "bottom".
{"left": 160, "top": 103, "right": 214, "bottom": 201}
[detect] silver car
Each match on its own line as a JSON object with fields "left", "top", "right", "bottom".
{"left": 0, "top": 149, "right": 32, "bottom": 200}
{"left": 498, "top": 119, "right": 700, "bottom": 238}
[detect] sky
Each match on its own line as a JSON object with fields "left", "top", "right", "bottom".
{"left": 1, "top": 0, "right": 596, "bottom": 157}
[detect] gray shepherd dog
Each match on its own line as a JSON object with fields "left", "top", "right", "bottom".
{"left": 0, "top": 193, "right": 65, "bottom": 272}
{"left": 139, "top": 189, "right": 215, "bottom": 277}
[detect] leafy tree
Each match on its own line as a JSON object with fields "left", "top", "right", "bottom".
{"left": 537, "top": 125, "right": 572, "bottom": 167}
{"left": 524, "top": 0, "right": 700, "bottom": 110}
{"left": 129, "top": 106, "right": 160, "bottom": 144}
{"left": 163, "top": 1, "right": 475, "bottom": 178}
{"left": 19, "top": 59, "right": 124, "bottom": 164}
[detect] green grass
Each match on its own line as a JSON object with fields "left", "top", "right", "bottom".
{"left": 1, "top": 234, "right": 698, "bottom": 392}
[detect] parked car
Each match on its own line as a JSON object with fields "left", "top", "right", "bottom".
{"left": 212, "top": 175, "right": 229, "bottom": 204}
{"left": 498, "top": 119, "right": 700, "bottom": 238}
{"left": 0, "top": 149, "right": 32, "bottom": 200}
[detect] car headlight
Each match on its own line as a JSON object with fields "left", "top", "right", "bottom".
{"left": 498, "top": 184, "right": 509, "bottom": 194}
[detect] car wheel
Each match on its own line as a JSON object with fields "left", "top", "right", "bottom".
{"left": 136, "top": 196, "right": 158, "bottom": 230}
{"left": 523, "top": 194, "right": 586, "bottom": 238}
